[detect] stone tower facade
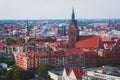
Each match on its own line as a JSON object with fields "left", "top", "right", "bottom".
{"left": 68, "top": 9, "right": 79, "bottom": 48}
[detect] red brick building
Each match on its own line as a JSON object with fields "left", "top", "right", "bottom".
{"left": 16, "top": 47, "right": 100, "bottom": 70}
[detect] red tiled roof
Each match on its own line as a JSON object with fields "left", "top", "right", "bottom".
{"left": 38, "top": 42, "right": 45, "bottom": 45}
{"left": 17, "top": 50, "right": 65, "bottom": 58}
{"left": 64, "top": 67, "right": 70, "bottom": 76}
{"left": 68, "top": 67, "right": 84, "bottom": 79}
{"left": 17, "top": 52, "right": 26, "bottom": 56}
{"left": 101, "top": 37, "right": 112, "bottom": 41}
{"left": 29, "top": 52, "right": 39, "bottom": 57}
{"left": 76, "top": 35, "right": 103, "bottom": 48}
{"left": 65, "top": 48, "right": 83, "bottom": 56}
{"left": 73, "top": 67, "right": 84, "bottom": 78}
{"left": 48, "top": 41, "right": 67, "bottom": 49}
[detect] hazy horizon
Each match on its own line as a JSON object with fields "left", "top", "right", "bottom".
{"left": 0, "top": 0, "right": 120, "bottom": 19}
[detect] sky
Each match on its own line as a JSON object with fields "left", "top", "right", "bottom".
{"left": 0, "top": 0, "right": 120, "bottom": 19}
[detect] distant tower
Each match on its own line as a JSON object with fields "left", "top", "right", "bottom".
{"left": 108, "top": 17, "right": 113, "bottom": 27}
{"left": 25, "top": 20, "right": 29, "bottom": 43}
{"left": 68, "top": 8, "right": 79, "bottom": 48}
{"left": 58, "top": 23, "right": 66, "bottom": 36}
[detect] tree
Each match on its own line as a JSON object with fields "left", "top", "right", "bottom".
{"left": 112, "top": 45, "right": 120, "bottom": 66}
{"left": 13, "top": 68, "right": 26, "bottom": 80}
{"left": 5, "top": 69, "right": 13, "bottom": 80}
{"left": 0, "top": 68, "right": 7, "bottom": 76}
{"left": 6, "top": 38, "right": 16, "bottom": 46}
{"left": 17, "top": 37, "right": 25, "bottom": 43}
{"left": 0, "top": 56, "right": 15, "bottom": 66}
{"left": 44, "top": 37, "right": 54, "bottom": 42}
{"left": 0, "top": 56, "right": 6, "bottom": 62}
{"left": 13, "top": 68, "right": 35, "bottom": 80}
{"left": 25, "top": 70, "right": 35, "bottom": 79}
{"left": 5, "top": 58, "right": 15, "bottom": 66}
{"left": 36, "top": 63, "right": 52, "bottom": 79}
{"left": 5, "top": 66, "right": 35, "bottom": 80}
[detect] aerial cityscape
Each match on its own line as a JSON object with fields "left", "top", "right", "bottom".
{"left": 0, "top": 0, "right": 120, "bottom": 80}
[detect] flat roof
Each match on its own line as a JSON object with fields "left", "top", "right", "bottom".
{"left": 48, "top": 70, "right": 63, "bottom": 75}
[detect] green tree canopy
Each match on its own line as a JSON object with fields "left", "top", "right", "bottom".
{"left": 0, "top": 56, "right": 15, "bottom": 66}
{"left": 17, "top": 37, "right": 25, "bottom": 43}
{"left": 0, "top": 56, "right": 6, "bottom": 62}
{"left": 13, "top": 68, "right": 27, "bottom": 80}
{"left": 44, "top": 37, "right": 56, "bottom": 42}
{"left": 5, "top": 66, "right": 35, "bottom": 80}
{"left": 5, "top": 69, "right": 13, "bottom": 80}
{"left": 0, "top": 68, "right": 7, "bottom": 76}
{"left": 36, "top": 63, "right": 52, "bottom": 79}
{"left": 6, "top": 38, "right": 16, "bottom": 46}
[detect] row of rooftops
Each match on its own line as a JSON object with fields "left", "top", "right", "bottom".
{"left": 0, "top": 35, "right": 119, "bottom": 47}
{"left": 1, "top": 35, "right": 120, "bottom": 56}
{"left": 64, "top": 67, "right": 85, "bottom": 79}
{"left": 17, "top": 48, "right": 99, "bottom": 58}
{"left": 48, "top": 66, "right": 85, "bottom": 80}
{"left": 48, "top": 66, "right": 120, "bottom": 80}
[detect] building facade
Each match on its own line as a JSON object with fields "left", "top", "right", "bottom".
{"left": 68, "top": 9, "right": 79, "bottom": 48}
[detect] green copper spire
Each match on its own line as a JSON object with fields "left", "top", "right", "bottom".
{"left": 25, "top": 20, "right": 29, "bottom": 33}
{"left": 25, "top": 20, "right": 30, "bottom": 43}
{"left": 25, "top": 20, "right": 29, "bottom": 37}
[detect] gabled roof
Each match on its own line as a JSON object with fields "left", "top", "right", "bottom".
{"left": 71, "top": 67, "right": 84, "bottom": 78}
{"left": 101, "top": 36, "right": 112, "bottom": 41}
{"left": 64, "top": 67, "right": 70, "bottom": 76}
{"left": 65, "top": 67, "right": 84, "bottom": 79}
{"left": 17, "top": 52, "right": 26, "bottom": 57}
{"left": 76, "top": 35, "right": 103, "bottom": 48}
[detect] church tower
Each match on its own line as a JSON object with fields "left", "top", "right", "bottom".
{"left": 25, "top": 20, "right": 30, "bottom": 43}
{"left": 68, "top": 8, "right": 79, "bottom": 48}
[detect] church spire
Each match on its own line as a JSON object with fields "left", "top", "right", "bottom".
{"left": 68, "top": 8, "right": 78, "bottom": 48}
{"left": 72, "top": 8, "right": 75, "bottom": 20}
{"left": 25, "top": 20, "right": 29, "bottom": 43}
{"left": 25, "top": 20, "right": 29, "bottom": 34}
